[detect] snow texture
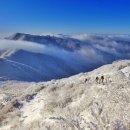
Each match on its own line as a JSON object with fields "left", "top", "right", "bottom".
{"left": 0, "top": 60, "right": 130, "bottom": 130}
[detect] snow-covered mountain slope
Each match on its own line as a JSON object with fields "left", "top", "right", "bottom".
{"left": 0, "top": 33, "right": 130, "bottom": 82}
{"left": 0, "top": 60, "right": 130, "bottom": 130}
{"left": 0, "top": 49, "right": 70, "bottom": 81}
{"left": 0, "top": 49, "right": 96, "bottom": 82}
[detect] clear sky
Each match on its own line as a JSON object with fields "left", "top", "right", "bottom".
{"left": 0, "top": 0, "right": 130, "bottom": 34}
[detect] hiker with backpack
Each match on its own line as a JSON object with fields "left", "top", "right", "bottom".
{"left": 101, "top": 75, "right": 104, "bottom": 83}
{"left": 96, "top": 76, "right": 99, "bottom": 83}
{"left": 95, "top": 75, "right": 105, "bottom": 84}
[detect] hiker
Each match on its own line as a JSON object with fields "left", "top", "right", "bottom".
{"left": 101, "top": 75, "right": 104, "bottom": 83}
{"left": 85, "top": 78, "right": 88, "bottom": 83}
{"left": 96, "top": 76, "right": 99, "bottom": 83}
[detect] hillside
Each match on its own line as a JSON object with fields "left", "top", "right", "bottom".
{"left": 0, "top": 60, "right": 130, "bottom": 130}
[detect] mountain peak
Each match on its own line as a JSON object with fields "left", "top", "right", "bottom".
{"left": 6, "top": 32, "right": 31, "bottom": 40}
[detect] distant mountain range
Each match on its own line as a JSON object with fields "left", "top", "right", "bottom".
{"left": 0, "top": 33, "right": 130, "bottom": 82}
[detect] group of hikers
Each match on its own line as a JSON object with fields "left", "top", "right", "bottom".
{"left": 85, "top": 75, "right": 105, "bottom": 84}
{"left": 95, "top": 75, "right": 104, "bottom": 84}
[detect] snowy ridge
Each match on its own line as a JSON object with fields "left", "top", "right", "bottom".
{"left": 0, "top": 50, "right": 72, "bottom": 81}
{"left": 0, "top": 60, "right": 130, "bottom": 130}
{"left": 0, "top": 49, "right": 16, "bottom": 58}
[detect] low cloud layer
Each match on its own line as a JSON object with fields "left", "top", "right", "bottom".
{"left": 0, "top": 39, "right": 46, "bottom": 54}
{"left": 0, "top": 35, "right": 130, "bottom": 72}
{"left": 0, "top": 34, "right": 130, "bottom": 81}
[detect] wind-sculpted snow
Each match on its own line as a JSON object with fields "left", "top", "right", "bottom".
{"left": 0, "top": 33, "right": 130, "bottom": 81}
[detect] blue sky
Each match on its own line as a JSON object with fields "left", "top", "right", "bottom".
{"left": 0, "top": 0, "right": 130, "bottom": 34}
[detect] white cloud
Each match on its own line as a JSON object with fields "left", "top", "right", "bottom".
{"left": 0, "top": 35, "right": 130, "bottom": 69}
{"left": 0, "top": 39, "right": 47, "bottom": 54}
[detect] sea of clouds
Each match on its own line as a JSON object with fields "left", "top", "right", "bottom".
{"left": 0, "top": 34, "right": 130, "bottom": 70}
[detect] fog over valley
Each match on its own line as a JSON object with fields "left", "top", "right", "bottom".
{"left": 0, "top": 33, "right": 130, "bottom": 82}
